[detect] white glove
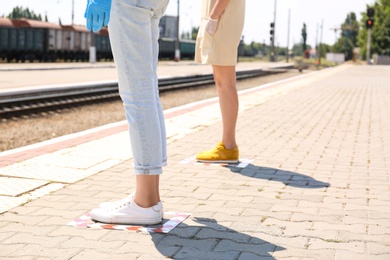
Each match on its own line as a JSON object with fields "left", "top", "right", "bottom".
{"left": 205, "top": 17, "right": 219, "bottom": 36}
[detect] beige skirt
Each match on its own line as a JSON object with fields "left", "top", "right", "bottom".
{"left": 195, "top": 0, "right": 246, "bottom": 66}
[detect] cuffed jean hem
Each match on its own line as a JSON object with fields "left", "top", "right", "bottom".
{"left": 134, "top": 160, "right": 167, "bottom": 175}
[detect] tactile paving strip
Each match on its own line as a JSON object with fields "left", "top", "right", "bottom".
{"left": 0, "top": 196, "right": 26, "bottom": 213}
{"left": 0, "top": 160, "right": 121, "bottom": 184}
{"left": 0, "top": 177, "right": 48, "bottom": 196}
{"left": 0, "top": 183, "right": 65, "bottom": 213}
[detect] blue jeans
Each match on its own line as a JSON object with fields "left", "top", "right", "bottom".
{"left": 108, "top": 0, "right": 169, "bottom": 174}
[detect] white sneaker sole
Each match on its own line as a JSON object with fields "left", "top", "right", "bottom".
{"left": 91, "top": 214, "right": 162, "bottom": 225}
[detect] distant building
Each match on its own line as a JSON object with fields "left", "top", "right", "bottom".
{"left": 159, "top": 15, "right": 177, "bottom": 39}
{"left": 304, "top": 49, "right": 316, "bottom": 59}
{"left": 326, "top": 53, "right": 345, "bottom": 64}
{"left": 374, "top": 54, "right": 390, "bottom": 65}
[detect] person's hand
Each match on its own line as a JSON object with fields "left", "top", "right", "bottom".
{"left": 205, "top": 17, "right": 219, "bottom": 36}
{"left": 84, "top": 0, "right": 112, "bottom": 32}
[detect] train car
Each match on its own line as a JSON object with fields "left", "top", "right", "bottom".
{"left": 61, "top": 24, "right": 91, "bottom": 61}
{"left": 179, "top": 39, "right": 196, "bottom": 59}
{"left": 158, "top": 37, "right": 196, "bottom": 60}
{"left": 0, "top": 18, "right": 195, "bottom": 62}
{"left": 158, "top": 37, "right": 175, "bottom": 59}
{"left": 59, "top": 25, "right": 112, "bottom": 61}
{"left": 11, "top": 18, "right": 62, "bottom": 62}
{"left": 95, "top": 27, "right": 112, "bottom": 60}
{"left": 0, "top": 18, "right": 112, "bottom": 62}
{"left": 0, "top": 18, "right": 16, "bottom": 61}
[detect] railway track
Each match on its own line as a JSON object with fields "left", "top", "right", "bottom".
{"left": 0, "top": 67, "right": 290, "bottom": 119}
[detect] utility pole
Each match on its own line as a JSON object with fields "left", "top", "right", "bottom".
{"left": 174, "top": 0, "right": 181, "bottom": 62}
{"left": 315, "top": 23, "right": 319, "bottom": 59}
{"left": 366, "top": 28, "right": 372, "bottom": 63}
{"left": 286, "top": 9, "right": 291, "bottom": 63}
{"left": 330, "top": 27, "right": 339, "bottom": 44}
{"left": 72, "top": 0, "right": 74, "bottom": 25}
{"left": 273, "top": 0, "right": 277, "bottom": 61}
{"left": 270, "top": 0, "right": 277, "bottom": 62}
{"left": 317, "top": 20, "right": 323, "bottom": 64}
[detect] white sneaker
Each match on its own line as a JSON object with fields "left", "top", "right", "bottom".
{"left": 98, "top": 192, "right": 135, "bottom": 208}
{"left": 91, "top": 196, "right": 163, "bottom": 225}
{"left": 98, "top": 193, "right": 163, "bottom": 219}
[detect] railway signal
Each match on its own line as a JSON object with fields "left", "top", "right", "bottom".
{"left": 367, "top": 7, "right": 374, "bottom": 18}
{"left": 366, "top": 19, "right": 374, "bottom": 29}
{"left": 366, "top": 7, "right": 375, "bottom": 64}
{"left": 270, "top": 22, "right": 275, "bottom": 42}
{"left": 270, "top": 0, "right": 277, "bottom": 62}
{"left": 366, "top": 7, "right": 375, "bottom": 29}
{"left": 366, "top": 7, "right": 374, "bottom": 29}
{"left": 270, "top": 22, "right": 275, "bottom": 61}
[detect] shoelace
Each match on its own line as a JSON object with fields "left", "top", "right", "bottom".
{"left": 105, "top": 200, "right": 131, "bottom": 211}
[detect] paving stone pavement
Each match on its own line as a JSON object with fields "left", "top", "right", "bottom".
{"left": 0, "top": 64, "right": 389, "bottom": 259}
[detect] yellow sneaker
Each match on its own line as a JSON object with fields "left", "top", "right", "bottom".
{"left": 196, "top": 142, "right": 239, "bottom": 163}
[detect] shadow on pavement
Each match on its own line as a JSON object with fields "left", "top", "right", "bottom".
{"left": 228, "top": 164, "right": 330, "bottom": 188}
{"left": 150, "top": 217, "right": 284, "bottom": 259}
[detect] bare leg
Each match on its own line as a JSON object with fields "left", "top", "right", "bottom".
{"left": 212, "top": 65, "right": 238, "bottom": 150}
{"left": 134, "top": 175, "right": 160, "bottom": 208}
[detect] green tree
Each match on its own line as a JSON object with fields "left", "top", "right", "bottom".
{"left": 181, "top": 32, "right": 190, "bottom": 39}
{"left": 292, "top": 42, "right": 312, "bottom": 56}
{"left": 241, "top": 41, "right": 263, "bottom": 57}
{"left": 242, "top": 44, "right": 256, "bottom": 56}
{"left": 181, "top": 27, "right": 200, "bottom": 40}
{"left": 301, "top": 23, "right": 307, "bottom": 52}
{"left": 332, "top": 12, "right": 359, "bottom": 60}
{"left": 277, "top": 46, "right": 288, "bottom": 56}
{"left": 318, "top": 43, "right": 332, "bottom": 58}
{"left": 358, "top": 0, "right": 390, "bottom": 58}
{"left": 7, "top": 6, "right": 42, "bottom": 20}
{"left": 191, "top": 27, "right": 199, "bottom": 40}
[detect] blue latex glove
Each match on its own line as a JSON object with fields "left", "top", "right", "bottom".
{"left": 84, "top": 0, "right": 112, "bottom": 32}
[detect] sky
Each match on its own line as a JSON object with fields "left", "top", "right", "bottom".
{"left": 1, "top": 0, "right": 376, "bottom": 48}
